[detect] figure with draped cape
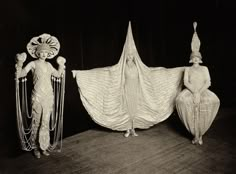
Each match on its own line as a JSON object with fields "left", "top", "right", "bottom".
{"left": 123, "top": 52, "right": 140, "bottom": 137}
{"left": 176, "top": 22, "right": 220, "bottom": 145}
{"left": 72, "top": 22, "right": 184, "bottom": 137}
{"left": 15, "top": 34, "right": 66, "bottom": 158}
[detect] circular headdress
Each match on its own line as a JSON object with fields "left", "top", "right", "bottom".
{"left": 27, "top": 33, "right": 60, "bottom": 59}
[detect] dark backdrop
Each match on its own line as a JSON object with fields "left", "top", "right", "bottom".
{"left": 0, "top": 0, "right": 235, "bottom": 156}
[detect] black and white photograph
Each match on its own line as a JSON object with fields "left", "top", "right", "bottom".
{"left": 0, "top": 0, "right": 235, "bottom": 173}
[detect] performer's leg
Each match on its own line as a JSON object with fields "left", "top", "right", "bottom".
{"left": 131, "top": 128, "right": 138, "bottom": 137}
{"left": 39, "top": 109, "right": 51, "bottom": 155}
{"left": 33, "top": 149, "right": 41, "bottom": 159}
{"left": 31, "top": 103, "right": 42, "bottom": 158}
{"left": 198, "top": 136, "right": 203, "bottom": 145}
{"left": 192, "top": 105, "right": 200, "bottom": 145}
{"left": 192, "top": 137, "right": 198, "bottom": 145}
{"left": 192, "top": 129, "right": 200, "bottom": 145}
{"left": 192, "top": 131, "right": 201, "bottom": 145}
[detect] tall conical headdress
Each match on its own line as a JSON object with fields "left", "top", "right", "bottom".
{"left": 190, "top": 22, "right": 202, "bottom": 63}
{"left": 118, "top": 21, "right": 144, "bottom": 67}
{"left": 124, "top": 21, "right": 138, "bottom": 56}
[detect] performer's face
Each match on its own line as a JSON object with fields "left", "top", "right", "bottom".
{"left": 37, "top": 50, "right": 49, "bottom": 60}
{"left": 190, "top": 56, "right": 201, "bottom": 64}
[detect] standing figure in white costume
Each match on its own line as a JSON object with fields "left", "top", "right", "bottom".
{"left": 15, "top": 34, "right": 66, "bottom": 158}
{"left": 176, "top": 22, "right": 220, "bottom": 145}
{"left": 123, "top": 53, "right": 139, "bottom": 137}
{"left": 72, "top": 21, "right": 184, "bottom": 137}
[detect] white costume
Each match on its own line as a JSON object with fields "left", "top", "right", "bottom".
{"left": 72, "top": 22, "right": 184, "bottom": 131}
{"left": 15, "top": 34, "right": 65, "bottom": 154}
{"left": 176, "top": 22, "right": 220, "bottom": 145}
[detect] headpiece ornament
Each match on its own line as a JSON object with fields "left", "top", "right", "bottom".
{"left": 190, "top": 22, "right": 203, "bottom": 63}
{"left": 27, "top": 33, "right": 60, "bottom": 59}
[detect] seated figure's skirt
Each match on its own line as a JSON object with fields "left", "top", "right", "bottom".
{"left": 176, "top": 89, "right": 220, "bottom": 136}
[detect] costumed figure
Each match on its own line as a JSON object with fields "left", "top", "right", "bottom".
{"left": 15, "top": 34, "right": 66, "bottom": 158}
{"left": 72, "top": 21, "right": 184, "bottom": 137}
{"left": 175, "top": 22, "right": 220, "bottom": 145}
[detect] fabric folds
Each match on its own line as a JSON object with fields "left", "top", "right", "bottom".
{"left": 72, "top": 22, "right": 184, "bottom": 131}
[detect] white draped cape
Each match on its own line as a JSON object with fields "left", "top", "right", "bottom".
{"left": 72, "top": 22, "right": 184, "bottom": 131}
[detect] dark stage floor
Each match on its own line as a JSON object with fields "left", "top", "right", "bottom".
{"left": 0, "top": 107, "right": 235, "bottom": 174}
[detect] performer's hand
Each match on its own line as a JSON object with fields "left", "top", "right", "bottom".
{"left": 15, "top": 53, "right": 27, "bottom": 79}
{"left": 57, "top": 56, "right": 66, "bottom": 67}
{"left": 16, "top": 52, "right": 27, "bottom": 63}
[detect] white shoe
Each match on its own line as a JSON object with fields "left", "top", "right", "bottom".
{"left": 131, "top": 129, "right": 138, "bottom": 137}
{"left": 42, "top": 150, "right": 50, "bottom": 156}
{"left": 198, "top": 137, "right": 203, "bottom": 145}
{"left": 191, "top": 138, "right": 198, "bottom": 145}
{"left": 33, "top": 149, "right": 41, "bottom": 159}
{"left": 124, "top": 130, "right": 130, "bottom": 137}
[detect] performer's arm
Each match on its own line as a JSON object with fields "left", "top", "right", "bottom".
{"left": 15, "top": 53, "right": 35, "bottom": 78}
{"left": 184, "top": 67, "right": 196, "bottom": 93}
{"left": 199, "top": 66, "right": 211, "bottom": 94}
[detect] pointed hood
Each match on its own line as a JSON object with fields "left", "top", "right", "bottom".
{"left": 124, "top": 21, "right": 138, "bottom": 55}
{"left": 118, "top": 21, "right": 148, "bottom": 70}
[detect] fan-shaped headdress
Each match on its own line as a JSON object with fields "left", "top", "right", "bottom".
{"left": 27, "top": 33, "right": 60, "bottom": 59}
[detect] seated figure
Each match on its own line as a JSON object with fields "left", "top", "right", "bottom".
{"left": 72, "top": 21, "right": 184, "bottom": 137}
{"left": 176, "top": 22, "right": 220, "bottom": 145}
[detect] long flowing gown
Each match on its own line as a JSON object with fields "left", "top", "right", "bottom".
{"left": 16, "top": 59, "right": 65, "bottom": 151}
{"left": 30, "top": 60, "right": 55, "bottom": 150}
{"left": 124, "top": 62, "right": 139, "bottom": 129}
{"left": 72, "top": 22, "right": 185, "bottom": 131}
{"left": 16, "top": 34, "right": 65, "bottom": 152}
{"left": 176, "top": 66, "right": 220, "bottom": 137}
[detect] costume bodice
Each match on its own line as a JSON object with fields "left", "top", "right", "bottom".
{"left": 32, "top": 60, "right": 54, "bottom": 96}
{"left": 125, "top": 63, "right": 139, "bottom": 80}
{"left": 187, "top": 66, "right": 209, "bottom": 91}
